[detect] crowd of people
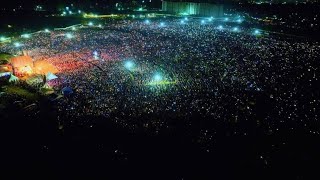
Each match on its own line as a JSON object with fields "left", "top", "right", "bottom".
{"left": 1, "top": 18, "right": 319, "bottom": 145}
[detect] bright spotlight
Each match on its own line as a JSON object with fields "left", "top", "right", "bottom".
{"left": 22, "top": 34, "right": 30, "bottom": 38}
{"left": 254, "top": 29, "right": 261, "bottom": 35}
{"left": 65, "top": 33, "right": 73, "bottom": 39}
{"left": 14, "top": 42, "right": 21, "bottom": 47}
{"left": 153, "top": 73, "right": 163, "bottom": 81}
{"left": 124, "top": 60, "right": 134, "bottom": 70}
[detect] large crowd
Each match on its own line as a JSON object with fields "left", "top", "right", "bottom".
{"left": 1, "top": 18, "right": 319, "bottom": 141}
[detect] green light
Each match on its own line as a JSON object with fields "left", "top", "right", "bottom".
{"left": 72, "top": 27, "right": 76, "bottom": 30}
{"left": 44, "top": 29, "right": 50, "bottom": 33}
{"left": 88, "top": 22, "right": 93, "bottom": 26}
{"left": 98, "top": 24, "right": 102, "bottom": 28}
{"left": 0, "top": 37, "right": 6, "bottom": 41}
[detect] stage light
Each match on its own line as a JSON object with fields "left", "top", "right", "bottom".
{"left": 254, "top": 29, "right": 261, "bottom": 35}
{"left": 153, "top": 73, "right": 163, "bottom": 81}
{"left": 22, "top": 34, "right": 30, "bottom": 38}
{"left": 14, "top": 42, "right": 21, "bottom": 47}
{"left": 66, "top": 33, "right": 73, "bottom": 39}
{"left": 124, "top": 60, "right": 134, "bottom": 70}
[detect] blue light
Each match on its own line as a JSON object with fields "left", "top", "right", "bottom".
{"left": 184, "top": 17, "right": 188, "bottom": 21}
{"left": 254, "top": 29, "right": 261, "bottom": 35}
{"left": 180, "top": 20, "right": 185, "bottom": 24}
{"left": 201, "top": 20, "right": 205, "bottom": 24}
{"left": 160, "top": 22, "right": 165, "bottom": 27}
{"left": 145, "top": 19, "right": 150, "bottom": 24}
{"left": 233, "top": 27, "right": 239, "bottom": 32}
{"left": 237, "top": 19, "right": 243, "bottom": 23}
{"left": 124, "top": 61, "right": 134, "bottom": 70}
{"left": 153, "top": 73, "right": 162, "bottom": 81}
{"left": 218, "top": 25, "right": 223, "bottom": 30}
{"left": 93, "top": 51, "right": 98, "bottom": 56}
{"left": 224, "top": 17, "right": 229, "bottom": 21}
{"left": 65, "top": 33, "right": 73, "bottom": 39}
{"left": 14, "top": 42, "right": 21, "bottom": 47}
{"left": 88, "top": 22, "right": 93, "bottom": 26}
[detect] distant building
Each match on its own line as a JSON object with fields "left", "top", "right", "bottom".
{"left": 162, "top": 1, "right": 224, "bottom": 17}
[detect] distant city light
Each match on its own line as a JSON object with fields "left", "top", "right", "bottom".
{"left": 63, "top": 11, "right": 66, "bottom": 15}
{"left": 69, "top": 11, "right": 72, "bottom": 14}
{"left": 66, "top": 7, "right": 69, "bottom": 10}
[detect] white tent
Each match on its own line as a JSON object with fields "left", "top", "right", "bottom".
{"left": 46, "top": 72, "right": 58, "bottom": 81}
{"left": 9, "top": 74, "right": 19, "bottom": 83}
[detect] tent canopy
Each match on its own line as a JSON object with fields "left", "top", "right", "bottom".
{"left": 46, "top": 72, "right": 58, "bottom": 81}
